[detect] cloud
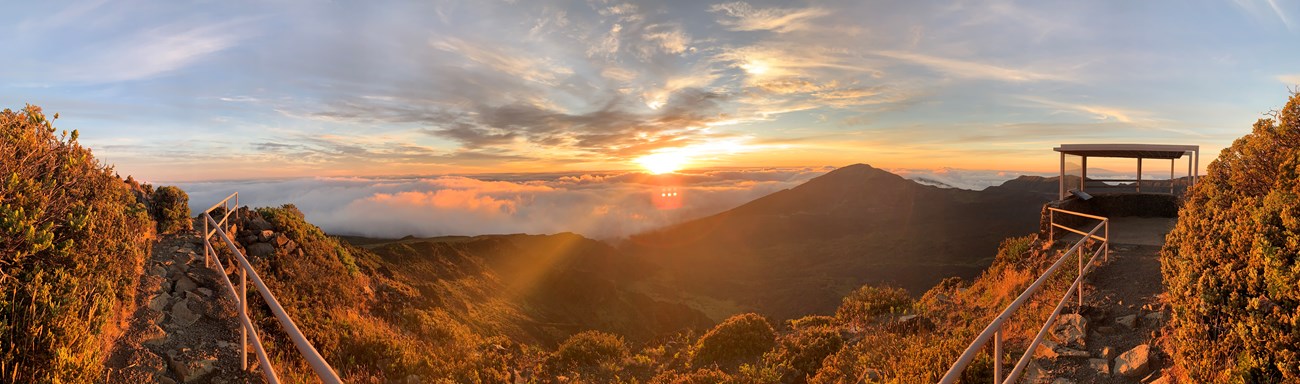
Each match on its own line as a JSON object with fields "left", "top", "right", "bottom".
{"left": 1280, "top": 74, "right": 1300, "bottom": 85}
{"left": 889, "top": 167, "right": 1050, "bottom": 190}
{"left": 874, "top": 50, "right": 1070, "bottom": 82}
{"left": 710, "top": 2, "right": 830, "bottom": 33}
{"left": 30, "top": 20, "right": 250, "bottom": 84}
{"left": 177, "top": 168, "right": 828, "bottom": 239}
{"left": 1017, "top": 96, "right": 1148, "bottom": 123}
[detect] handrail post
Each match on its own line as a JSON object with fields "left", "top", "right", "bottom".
{"left": 241, "top": 267, "right": 248, "bottom": 371}
{"left": 204, "top": 219, "right": 210, "bottom": 268}
{"left": 1049, "top": 209, "right": 1054, "bottom": 244}
{"left": 1077, "top": 245, "right": 1084, "bottom": 309}
{"left": 993, "top": 329, "right": 1003, "bottom": 383}
{"left": 1104, "top": 219, "right": 1110, "bottom": 262}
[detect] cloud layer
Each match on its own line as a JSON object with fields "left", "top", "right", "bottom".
{"left": 179, "top": 168, "right": 829, "bottom": 240}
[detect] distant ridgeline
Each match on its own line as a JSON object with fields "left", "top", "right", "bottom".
{"left": 1160, "top": 91, "right": 1300, "bottom": 381}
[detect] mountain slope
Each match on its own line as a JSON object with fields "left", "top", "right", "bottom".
{"left": 624, "top": 163, "right": 1048, "bottom": 320}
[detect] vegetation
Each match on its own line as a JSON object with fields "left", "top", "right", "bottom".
{"left": 0, "top": 105, "right": 154, "bottom": 382}
{"left": 149, "top": 185, "right": 191, "bottom": 235}
{"left": 690, "top": 313, "right": 776, "bottom": 371}
{"left": 1161, "top": 91, "right": 1300, "bottom": 381}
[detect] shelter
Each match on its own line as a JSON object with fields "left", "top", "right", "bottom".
{"left": 1053, "top": 144, "right": 1200, "bottom": 200}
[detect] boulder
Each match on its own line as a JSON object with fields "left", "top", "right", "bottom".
{"left": 1089, "top": 358, "right": 1110, "bottom": 375}
{"left": 248, "top": 216, "right": 273, "bottom": 231}
{"left": 167, "top": 354, "right": 218, "bottom": 383}
{"left": 169, "top": 298, "right": 202, "bottom": 328}
{"left": 196, "top": 287, "right": 213, "bottom": 298}
{"left": 173, "top": 275, "right": 198, "bottom": 295}
{"left": 248, "top": 242, "right": 275, "bottom": 258}
{"left": 1114, "top": 344, "right": 1152, "bottom": 378}
{"left": 1096, "top": 326, "right": 1117, "bottom": 335}
{"left": 1054, "top": 313, "right": 1088, "bottom": 347}
{"left": 141, "top": 324, "right": 168, "bottom": 346}
{"left": 258, "top": 230, "right": 275, "bottom": 242}
{"left": 148, "top": 292, "right": 173, "bottom": 312}
{"left": 1116, "top": 314, "right": 1139, "bottom": 329}
{"left": 274, "top": 233, "right": 291, "bottom": 247}
{"left": 1058, "top": 347, "right": 1090, "bottom": 358}
{"left": 1101, "top": 346, "right": 1116, "bottom": 360}
{"left": 1035, "top": 340, "right": 1060, "bottom": 358}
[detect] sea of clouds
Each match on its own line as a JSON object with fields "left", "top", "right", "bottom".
{"left": 178, "top": 167, "right": 835, "bottom": 240}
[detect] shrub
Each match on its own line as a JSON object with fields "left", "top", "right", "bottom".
{"left": 765, "top": 326, "right": 844, "bottom": 383}
{"left": 547, "top": 330, "right": 629, "bottom": 380}
{"left": 691, "top": 313, "right": 776, "bottom": 371}
{"left": 651, "top": 368, "right": 732, "bottom": 384}
{"left": 0, "top": 105, "right": 154, "bottom": 382}
{"left": 150, "top": 185, "right": 192, "bottom": 234}
{"left": 1161, "top": 91, "right": 1300, "bottom": 381}
{"left": 834, "top": 284, "right": 912, "bottom": 328}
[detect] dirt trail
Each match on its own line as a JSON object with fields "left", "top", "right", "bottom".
{"left": 102, "top": 226, "right": 265, "bottom": 384}
{"left": 1030, "top": 218, "right": 1176, "bottom": 383}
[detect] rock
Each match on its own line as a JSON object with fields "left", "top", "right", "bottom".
{"left": 157, "top": 376, "right": 177, "bottom": 384}
{"left": 1101, "top": 346, "right": 1116, "bottom": 360}
{"left": 249, "top": 216, "right": 273, "bottom": 231}
{"left": 1116, "top": 314, "right": 1139, "bottom": 329}
{"left": 151, "top": 265, "right": 167, "bottom": 276}
{"left": 1051, "top": 379, "right": 1075, "bottom": 384}
{"left": 141, "top": 324, "right": 168, "bottom": 346}
{"left": 1144, "top": 311, "right": 1166, "bottom": 322}
{"left": 248, "top": 242, "right": 275, "bottom": 258}
{"left": 167, "top": 354, "right": 218, "bottom": 383}
{"left": 1058, "top": 347, "right": 1090, "bottom": 358}
{"left": 259, "top": 229, "right": 275, "bottom": 241}
{"left": 274, "top": 233, "right": 291, "bottom": 247}
{"left": 243, "top": 235, "right": 259, "bottom": 244}
{"left": 196, "top": 287, "right": 213, "bottom": 297}
{"left": 173, "top": 275, "right": 198, "bottom": 294}
{"left": 1023, "top": 362, "right": 1047, "bottom": 383}
{"left": 149, "top": 292, "right": 173, "bottom": 311}
{"left": 1089, "top": 358, "right": 1110, "bottom": 375}
{"left": 1096, "top": 326, "right": 1117, "bottom": 335}
{"left": 169, "top": 298, "right": 202, "bottom": 328}
{"left": 1054, "top": 313, "right": 1088, "bottom": 347}
{"left": 1146, "top": 373, "right": 1171, "bottom": 384}
{"left": 862, "top": 369, "right": 882, "bottom": 381}
{"left": 1035, "top": 339, "right": 1060, "bottom": 358}
{"left": 161, "top": 279, "right": 172, "bottom": 293}
{"left": 1114, "top": 344, "right": 1152, "bottom": 378}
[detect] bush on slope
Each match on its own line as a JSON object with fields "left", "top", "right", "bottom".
{"left": 0, "top": 105, "right": 154, "bottom": 382}
{"left": 1161, "top": 91, "right": 1300, "bottom": 381}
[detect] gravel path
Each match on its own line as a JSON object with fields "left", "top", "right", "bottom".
{"left": 102, "top": 227, "right": 265, "bottom": 384}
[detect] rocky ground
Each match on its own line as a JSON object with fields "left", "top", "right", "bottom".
{"left": 1023, "top": 242, "right": 1173, "bottom": 384}
{"left": 102, "top": 224, "right": 266, "bottom": 384}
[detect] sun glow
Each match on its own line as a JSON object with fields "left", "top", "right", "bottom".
{"left": 636, "top": 152, "right": 690, "bottom": 174}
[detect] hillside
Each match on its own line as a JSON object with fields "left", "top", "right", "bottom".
{"left": 624, "top": 163, "right": 1049, "bottom": 320}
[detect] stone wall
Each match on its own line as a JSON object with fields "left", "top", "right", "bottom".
{"left": 1039, "top": 193, "right": 1180, "bottom": 241}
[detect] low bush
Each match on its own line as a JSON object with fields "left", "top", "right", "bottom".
{"left": 834, "top": 284, "right": 912, "bottom": 328}
{"left": 546, "top": 330, "right": 629, "bottom": 381}
{"left": 150, "top": 185, "right": 191, "bottom": 234}
{"left": 691, "top": 313, "right": 776, "bottom": 371}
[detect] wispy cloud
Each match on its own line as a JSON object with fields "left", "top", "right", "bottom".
{"left": 710, "top": 2, "right": 830, "bottom": 33}
{"left": 1280, "top": 73, "right": 1300, "bottom": 85}
{"left": 1018, "top": 96, "right": 1149, "bottom": 123}
{"left": 875, "top": 50, "right": 1070, "bottom": 82}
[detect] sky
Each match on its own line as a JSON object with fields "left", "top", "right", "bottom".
{"left": 4, "top": 0, "right": 1299, "bottom": 183}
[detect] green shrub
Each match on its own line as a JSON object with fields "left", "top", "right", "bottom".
{"left": 765, "top": 326, "right": 843, "bottom": 383}
{"left": 0, "top": 105, "right": 154, "bottom": 382}
{"left": 834, "top": 284, "right": 912, "bottom": 328}
{"left": 150, "top": 185, "right": 192, "bottom": 234}
{"left": 651, "top": 368, "right": 732, "bottom": 384}
{"left": 1161, "top": 91, "right": 1300, "bottom": 382}
{"left": 547, "top": 330, "right": 629, "bottom": 380}
{"left": 691, "top": 313, "right": 776, "bottom": 371}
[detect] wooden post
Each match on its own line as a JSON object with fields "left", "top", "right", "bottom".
{"left": 1170, "top": 159, "right": 1175, "bottom": 194}
{"left": 993, "top": 329, "right": 1003, "bottom": 383}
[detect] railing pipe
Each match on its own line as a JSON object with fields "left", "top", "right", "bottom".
{"left": 1001, "top": 244, "right": 1105, "bottom": 383}
{"left": 938, "top": 211, "right": 1107, "bottom": 384}
{"left": 203, "top": 240, "right": 280, "bottom": 383}
{"left": 204, "top": 213, "right": 343, "bottom": 384}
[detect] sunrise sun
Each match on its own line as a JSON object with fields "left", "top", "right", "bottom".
{"left": 636, "top": 152, "right": 689, "bottom": 174}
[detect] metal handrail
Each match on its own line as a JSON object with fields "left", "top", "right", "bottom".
{"left": 200, "top": 193, "right": 342, "bottom": 384}
{"left": 939, "top": 208, "right": 1108, "bottom": 383}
